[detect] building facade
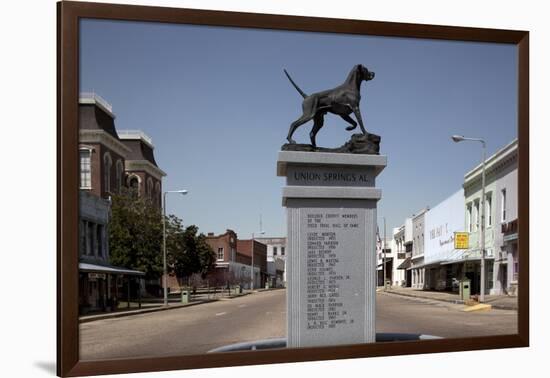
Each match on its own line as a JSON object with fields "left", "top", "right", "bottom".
{"left": 237, "top": 239, "right": 268, "bottom": 289}
{"left": 391, "top": 225, "right": 407, "bottom": 286}
{"left": 255, "top": 237, "right": 287, "bottom": 287}
{"left": 423, "top": 189, "right": 466, "bottom": 291}
{"left": 376, "top": 237, "right": 393, "bottom": 287}
{"left": 396, "top": 217, "right": 413, "bottom": 287}
{"left": 78, "top": 93, "right": 164, "bottom": 313}
{"left": 410, "top": 208, "right": 429, "bottom": 289}
{"left": 463, "top": 139, "right": 518, "bottom": 295}
{"left": 204, "top": 230, "right": 270, "bottom": 289}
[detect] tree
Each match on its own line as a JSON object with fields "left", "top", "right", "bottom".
{"left": 168, "top": 223, "right": 216, "bottom": 283}
{"left": 108, "top": 190, "right": 215, "bottom": 285}
{"left": 108, "top": 190, "right": 163, "bottom": 280}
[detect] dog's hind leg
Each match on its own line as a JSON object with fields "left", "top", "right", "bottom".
{"left": 340, "top": 114, "right": 357, "bottom": 131}
{"left": 352, "top": 106, "right": 368, "bottom": 135}
{"left": 309, "top": 113, "right": 325, "bottom": 148}
{"left": 287, "top": 114, "right": 313, "bottom": 144}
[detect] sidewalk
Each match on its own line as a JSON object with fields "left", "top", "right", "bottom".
{"left": 79, "top": 299, "right": 218, "bottom": 323}
{"left": 380, "top": 287, "right": 517, "bottom": 310}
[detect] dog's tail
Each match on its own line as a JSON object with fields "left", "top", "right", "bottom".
{"left": 284, "top": 69, "right": 307, "bottom": 98}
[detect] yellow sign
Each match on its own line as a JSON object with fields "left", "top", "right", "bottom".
{"left": 454, "top": 232, "right": 469, "bottom": 249}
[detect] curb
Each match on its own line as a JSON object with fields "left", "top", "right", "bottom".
{"left": 79, "top": 299, "right": 218, "bottom": 323}
{"left": 381, "top": 290, "right": 517, "bottom": 311}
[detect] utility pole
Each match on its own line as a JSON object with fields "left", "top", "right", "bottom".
{"left": 383, "top": 217, "right": 387, "bottom": 291}
{"left": 251, "top": 215, "right": 265, "bottom": 291}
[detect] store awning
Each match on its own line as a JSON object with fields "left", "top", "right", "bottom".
{"left": 440, "top": 248, "right": 495, "bottom": 265}
{"left": 79, "top": 262, "right": 145, "bottom": 276}
{"left": 397, "top": 257, "right": 411, "bottom": 270}
{"left": 408, "top": 261, "right": 441, "bottom": 270}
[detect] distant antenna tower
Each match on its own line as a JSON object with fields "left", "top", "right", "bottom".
{"left": 260, "top": 214, "right": 263, "bottom": 233}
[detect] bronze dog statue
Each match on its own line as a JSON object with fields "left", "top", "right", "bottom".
{"left": 284, "top": 64, "right": 375, "bottom": 148}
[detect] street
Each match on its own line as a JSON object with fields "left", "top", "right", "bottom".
{"left": 80, "top": 289, "right": 518, "bottom": 360}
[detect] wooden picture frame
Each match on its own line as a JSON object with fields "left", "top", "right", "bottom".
{"left": 57, "top": 1, "right": 529, "bottom": 376}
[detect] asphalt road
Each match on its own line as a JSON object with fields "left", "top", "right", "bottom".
{"left": 79, "top": 290, "right": 286, "bottom": 360}
{"left": 376, "top": 292, "right": 517, "bottom": 338}
{"left": 79, "top": 289, "right": 517, "bottom": 360}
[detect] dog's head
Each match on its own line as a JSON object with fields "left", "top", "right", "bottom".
{"left": 357, "top": 64, "right": 375, "bottom": 81}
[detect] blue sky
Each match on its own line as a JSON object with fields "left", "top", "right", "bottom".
{"left": 79, "top": 19, "right": 517, "bottom": 238}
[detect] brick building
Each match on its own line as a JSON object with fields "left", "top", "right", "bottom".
{"left": 237, "top": 239, "right": 268, "bottom": 289}
{"left": 78, "top": 93, "right": 165, "bottom": 313}
{"left": 203, "top": 230, "right": 268, "bottom": 289}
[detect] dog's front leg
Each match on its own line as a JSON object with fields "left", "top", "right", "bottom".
{"left": 353, "top": 106, "right": 367, "bottom": 135}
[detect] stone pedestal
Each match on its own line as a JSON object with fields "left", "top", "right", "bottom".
{"left": 277, "top": 151, "right": 386, "bottom": 348}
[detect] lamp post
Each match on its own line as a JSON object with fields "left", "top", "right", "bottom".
{"left": 251, "top": 230, "right": 265, "bottom": 290}
{"left": 162, "top": 189, "right": 188, "bottom": 306}
{"left": 452, "top": 135, "right": 487, "bottom": 302}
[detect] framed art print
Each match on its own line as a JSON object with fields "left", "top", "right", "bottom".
{"left": 57, "top": 1, "right": 529, "bottom": 376}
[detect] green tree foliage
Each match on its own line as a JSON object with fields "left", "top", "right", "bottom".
{"left": 108, "top": 191, "right": 215, "bottom": 282}
{"left": 167, "top": 221, "right": 216, "bottom": 281}
{"left": 108, "top": 192, "right": 163, "bottom": 280}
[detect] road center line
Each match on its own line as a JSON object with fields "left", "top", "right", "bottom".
{"left": 215, "top": 312, "right": 227, "bottom": 316}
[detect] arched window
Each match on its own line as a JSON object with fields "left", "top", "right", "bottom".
{"left": 147, "top": 178, "right": 154, "bottom": 199}
{"left": 115, "top": 160, "right": 124, "bottom": 193}
{"left": 155, "top": 182, "right": 161, "bottom": 207}
{"left": 127, "top": 174, "right": 140, "bottom": 198}
{"left": 103, "top": 153, "right": 112, "bottom": 194}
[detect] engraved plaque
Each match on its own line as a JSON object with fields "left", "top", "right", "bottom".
{"left": 278, "top": 151, "right": 385, "bottom": 348}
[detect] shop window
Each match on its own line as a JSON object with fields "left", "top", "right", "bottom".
{"left": 501, "top": 189, "right": 507, "bottom": 222}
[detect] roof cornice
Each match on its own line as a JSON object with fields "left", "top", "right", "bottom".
{"left": 79, "top": 129, "right": 131, "bottom": 158}
{"left": 125, "top": 159, "right": 166, "bottom": 179}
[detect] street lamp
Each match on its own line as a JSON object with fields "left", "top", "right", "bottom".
{"left": 451, "top": 134, "right": 487, "bottom": 302}
{"left": 251, "top": 230, "right": 265, "bottom": 290}
{"left": 162, "top": 189, "right": 188, "bottom": 306}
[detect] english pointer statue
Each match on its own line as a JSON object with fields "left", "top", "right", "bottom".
{"left": 284, "top": 64, "right": 375, "bottom": 148}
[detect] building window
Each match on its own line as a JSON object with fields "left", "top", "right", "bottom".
{"left": 473, "top": 200, "right": 479, "bottom": 232}
{"left": 147, "top": 178, "right": 154, "bottom": 199}
{"left": 103, "top": 153, "right": 112, "bottom": 193}
{"left": 128, "top": 175, "right": 140, "bottom": 197}
{"left": 486, "top": 194, "right": 492, "bottom": 227}
{"left": 273, "top": 246, "right": 278, "bottom": 255}
{"left": 155, "top": 182, "right": 161, "bottom": 207}
{"left": 115, "top": 160, "right": 123, "bottom": 193}
{"left": 217, "top": 247, "right": 224, "bottom": 261}
{"left": 80, "top": 149, "right": 92, "bottom": 189}
{"left": 501, "top": 189, "right": 507, "bottom": 222}
{"left": 281, "top": 247, "right": 285, "bottom": 255}
{"left": 466, "top": 204, "right": 472, "bottom": 232}
{"left": 86, "top": 222, "right": 94, "bottom": 256}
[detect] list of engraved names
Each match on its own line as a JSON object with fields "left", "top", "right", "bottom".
{"left": 306, "top": 212, "right": 359, "bottom": 331}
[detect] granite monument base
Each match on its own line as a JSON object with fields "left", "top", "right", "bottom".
{"left": 277, "top": 151, "right": 387, "bottom": 348}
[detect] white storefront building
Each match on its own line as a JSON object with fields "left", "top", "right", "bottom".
{"left": 423, "top": 189, "right": 466, "bottom": 291}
